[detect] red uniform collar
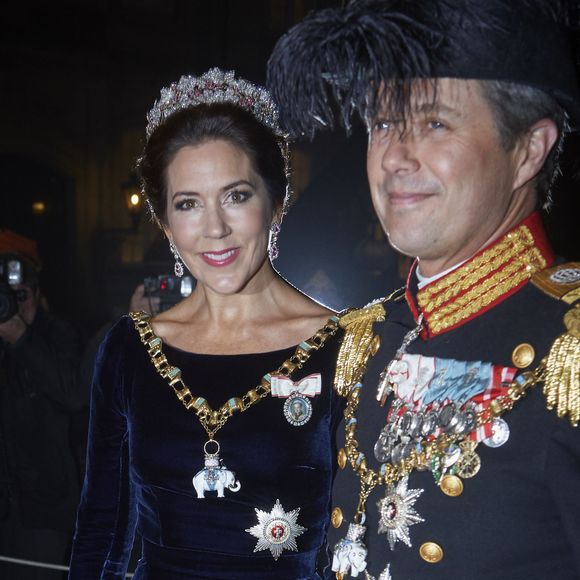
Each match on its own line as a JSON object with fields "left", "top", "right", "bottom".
{"left": 405, "top": 212, "right": 555, "bottom": 338}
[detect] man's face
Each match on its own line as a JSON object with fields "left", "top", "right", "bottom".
{"left": 367, "top": 79, "right": 536, "bottom": 276}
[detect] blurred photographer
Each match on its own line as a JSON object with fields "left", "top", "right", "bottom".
{"left": 77, "top": 276, "right": 189, "bottom": 408}
{"left": 0, "top": 230, "right": 83, "bottom": 579}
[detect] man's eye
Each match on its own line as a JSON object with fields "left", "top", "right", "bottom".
{"left": 428, "top": 120, "right": 446, "bottom": 130}
{"left": 372, "top": 120, "right": 392, "bottom": 133}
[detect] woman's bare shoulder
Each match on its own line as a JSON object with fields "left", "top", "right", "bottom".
{"left": 276, "top": 288, "right": 337, "bottom": 339}
{"left": 148, "top": 301, "right": 195, "bottom": 341}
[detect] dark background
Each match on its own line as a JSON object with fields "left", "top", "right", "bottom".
{"left": 0, "top": 0, "right": 578, "bottom": 338}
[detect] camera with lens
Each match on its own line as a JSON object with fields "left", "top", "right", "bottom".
{"left": 0, "top": 256, "right": 34, "bottom": 323}
{"left": 143, "top": 274, "right": 195, "bottom": 312}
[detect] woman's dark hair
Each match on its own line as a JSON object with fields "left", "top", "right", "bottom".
{"left": 137, "top": 102, "right": 288, "bottom": 223}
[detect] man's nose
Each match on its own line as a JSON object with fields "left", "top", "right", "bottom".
{"left": 380, "top": 132, "right": 421, "bottom": 175}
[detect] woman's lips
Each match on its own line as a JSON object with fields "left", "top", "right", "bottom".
{"left": 200, "top": 248, "right": 240, "bottom": 266}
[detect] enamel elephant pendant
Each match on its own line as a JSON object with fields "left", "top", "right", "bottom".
{"left": 192, "top": 440, "right": 241, "bottom": 499}
{"left": 332, "top": 522, "right": 369, "bottom": 578}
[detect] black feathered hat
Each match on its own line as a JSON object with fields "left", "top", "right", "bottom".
{"left": 267, "top": 0, "right": 580, "bottom": 137}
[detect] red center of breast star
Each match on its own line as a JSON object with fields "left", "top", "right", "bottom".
{"left": 386, "top": 502, "right": 397, "bottom": 520}
{"left": 271, "top": 524, "right": 286, "bottom": 539}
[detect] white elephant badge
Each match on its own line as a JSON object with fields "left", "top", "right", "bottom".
{"left": 192, "top": 445, "right": 241, "bottom": 499}
{"left": 332, "top": 523, "right": 369, "bottom": 577}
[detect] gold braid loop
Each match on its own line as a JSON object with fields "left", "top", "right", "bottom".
{"left": 542, "top": 303, "right": 580, "bottom": 427}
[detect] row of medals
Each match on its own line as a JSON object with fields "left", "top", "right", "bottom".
{"left": 374, "top": 372, "right": 510, "bottom": 478}
{"left": 374, "top": 394, "right": 510, "bottom": 481}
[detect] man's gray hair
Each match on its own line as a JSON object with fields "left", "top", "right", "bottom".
{"left": 479, "top": 80, "right": 569, "bottom": 208}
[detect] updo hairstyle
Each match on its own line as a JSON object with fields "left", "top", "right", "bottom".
{"left": 137, "top": 102, "right": 288, "bottom": 224}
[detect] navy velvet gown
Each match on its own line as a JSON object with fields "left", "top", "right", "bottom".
{"left": 69, "top": 316, "right": 343, "bottom": 579}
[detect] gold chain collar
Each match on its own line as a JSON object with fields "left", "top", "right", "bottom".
{"left": 130, "top": 311, "right": 339, "bottom": 439}
{"left": 340, "top": 361, "right": 545, "bottom": 523}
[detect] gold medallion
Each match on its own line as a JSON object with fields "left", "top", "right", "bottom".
{"left": 511, "top": 343, "right": 535, "bottom": 368}
{"left": 455, "top": 444, "right": 481, "bottom": 479}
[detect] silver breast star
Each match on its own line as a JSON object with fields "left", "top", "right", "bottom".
{"left": 245, "top": 499, "right": 307, "bottom": 560}
{"left": 377, "top": 476, "right": 424, "bottom": 549}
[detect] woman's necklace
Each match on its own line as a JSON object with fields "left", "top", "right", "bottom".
{"left": 131, "top": 311, "right": 339, "bottom": 498}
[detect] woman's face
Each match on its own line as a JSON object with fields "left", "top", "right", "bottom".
{"left": 164, "top": 139, "right": 276, "bottom": 296}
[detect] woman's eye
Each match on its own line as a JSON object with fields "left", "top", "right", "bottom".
{"left": 226, "top": 190, "right": 251, "bottom": 204}
{"left": 174, "top": 198, "right": 199, "bottom": 210}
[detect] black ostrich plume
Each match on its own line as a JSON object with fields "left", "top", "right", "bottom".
{"left": 267, "top": 0, "right": 443, "bottom": 138}
{"left": 267, "top": 0, "right": 580, "bottom": 138}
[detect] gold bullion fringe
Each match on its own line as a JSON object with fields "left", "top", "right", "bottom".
{"left": 334, "top": 303, "right": 386, "bottom": 397}
{"left": 543, "top": 333, "right": 580, "bottom": 427}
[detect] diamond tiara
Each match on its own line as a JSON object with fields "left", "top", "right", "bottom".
{"left": 145, "top": 68, "right": 285, "bottom": 140}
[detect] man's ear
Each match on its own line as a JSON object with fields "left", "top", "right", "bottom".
{"left": 513, "top": 118, "right": 559, "bottom": 190}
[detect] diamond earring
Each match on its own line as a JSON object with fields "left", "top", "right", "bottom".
{"left": 269, "top": 222, "right": 281, "bottom": 261}
{"left": 169, "top": 240, "right": 184, "bottom": 277}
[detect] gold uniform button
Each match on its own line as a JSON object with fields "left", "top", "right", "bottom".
{"left": 440, "top": 474, "right": 464, "bottom": 497}
{"left": 511, "top": 343, "right": 535, "bottom": 368}
{"left": 564, "top": 305, "right": 580, "bottom": 338}
{"left": 370, "top": 334, "right": 381, "bottom": 355}
{"left": 420, "top": 541, "right": 444, "bottom": 563}
{"left": 338, "top": 448, "right": 347, "bottom": 470}
{"left": 331, "top": 506, "right": 343, "bottom": 529}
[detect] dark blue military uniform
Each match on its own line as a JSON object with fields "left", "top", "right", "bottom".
{"left": 265, "top": 1, "right": 580, "bottom": 578}
{"left": 329, "top": 216, "right": 580, "bottom": 580}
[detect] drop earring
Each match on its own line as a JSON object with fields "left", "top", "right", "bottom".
{"left": 169, "top": 240, "right": 184, "bottom": 277}
{"left": 269, "top": 222, "right": 281, "bottom": 261}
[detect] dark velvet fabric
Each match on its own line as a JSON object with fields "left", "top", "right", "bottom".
{"left": 69, "top": 316, "right": 343, "bottom": 579}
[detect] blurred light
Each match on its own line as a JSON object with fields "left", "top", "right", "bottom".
{"left": 32, "top": 201, "right": 46, "bottom": 215}
{"left": 122, "top": 175, "right": 143, "bottom": 230}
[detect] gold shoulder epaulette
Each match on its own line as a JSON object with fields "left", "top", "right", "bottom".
{"left": 531, "top": 262, "right": 580, "bottom": 304}
{"left": 542, "top": 302, "right": 580, "bottom": 427}
{"left": 334, "top": 302, "right": 386, "bottom": 397}
{"left": 530, "top": 264, "right": 580, "bottom": 425}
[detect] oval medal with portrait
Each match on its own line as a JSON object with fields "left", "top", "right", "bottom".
{"left": 283, "top": 392, "right": 313, "bottom": 426}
